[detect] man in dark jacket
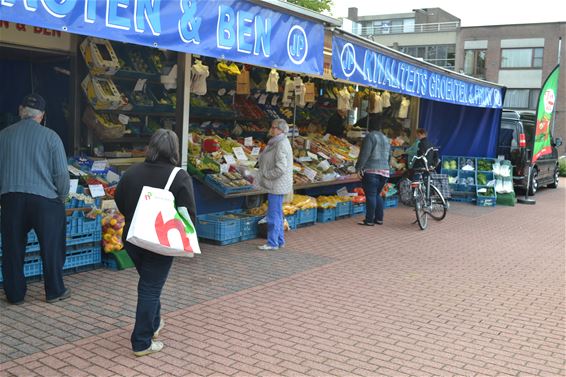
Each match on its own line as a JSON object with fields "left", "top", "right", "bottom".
{"left": 326, "top": 109, "right": 348, "bottom": 137}
{"left": 413, "top": 128, "right": 436, "bottom": 170}
{"left": 0, "top": 94, "right": 70, "bottom": 304}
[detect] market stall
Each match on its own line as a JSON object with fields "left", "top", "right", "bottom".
{"left": 0, "top": 1, "right": 509, "bottom": 257}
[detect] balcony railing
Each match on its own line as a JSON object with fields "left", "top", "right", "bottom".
{"left": 359, "top": 21, "right": 460, "bottom": 37}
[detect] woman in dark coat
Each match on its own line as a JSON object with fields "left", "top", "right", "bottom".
{"left": 115, "top": 129, "right": 196, "bottom": 356}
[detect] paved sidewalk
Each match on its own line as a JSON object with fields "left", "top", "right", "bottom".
{"left": 1, "top": 183, "right": 565, "bottom": 376}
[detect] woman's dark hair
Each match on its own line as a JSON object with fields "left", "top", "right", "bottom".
{"left": 146, "top": 129, "right": 180, "bottom": 165}
{"left": 368, "top": 116, "right": 381, "bottom": 131}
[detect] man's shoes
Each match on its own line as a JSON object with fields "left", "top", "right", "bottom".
{"left": 278, "top": 244, "right": 285, "bottom": 249}
{"left": 358, "top": 221, "right": 374, "bottom": 226}
{"left": 133, "top": 341, "right": 164, "bottom": 357}
{"left": 7, "top": 299, "right": 24, "bottom": 305}
{"left": 258, "top": 244, "right": 279, "bottom": 250}
{"left": 46, "top": 288, "right": 71, "bottom": 303}
{"left": 153, "top": 319, "right": 165, "bottom": 340}
{"left": 375, "top": 221, "right": 383, "bottom": 225}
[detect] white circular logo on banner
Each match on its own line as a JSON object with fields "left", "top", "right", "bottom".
{"left": 340, "top": 43, "right": 356, "bottom": 78}
{"left": 543, "top": 89, "right": 555, "bottom": 113}
{"left": 287, "top": 26, "right": 308, "bottom": 65}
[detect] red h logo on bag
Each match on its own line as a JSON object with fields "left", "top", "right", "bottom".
{"left": 154, "top": 212, "right": 191, "bottom": 252}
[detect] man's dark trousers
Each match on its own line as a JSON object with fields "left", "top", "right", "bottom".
{"left": 1, "top": 193, "right": 67, "bottom": 303}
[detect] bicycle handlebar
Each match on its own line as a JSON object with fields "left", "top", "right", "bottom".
{"left": 410, "top": 147, "right": 439, "bottom": 172}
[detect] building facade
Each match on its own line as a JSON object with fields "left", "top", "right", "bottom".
{"left": 457, "top": 23, "right": 565, "bottom": 144}
{"left": 343, "top": 7, "right": 566, "bottom": 147}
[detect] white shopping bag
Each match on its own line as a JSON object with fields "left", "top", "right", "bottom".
{"left": 126, "top": 167, "right": 201, "bottom": 257}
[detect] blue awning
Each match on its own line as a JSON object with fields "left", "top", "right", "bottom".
{"left": 0, "top": 0, "right": 325, "bottom": 75}
{"left": 331, "top": 32, "right": 505, "bottom": 109}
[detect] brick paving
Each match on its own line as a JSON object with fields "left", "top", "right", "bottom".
{"left": 0, "top": 183, "right": 564, "bottom": 376}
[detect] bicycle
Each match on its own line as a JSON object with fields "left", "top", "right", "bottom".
{"left": 410, "top": 148, "right": 448, "bottom": 230}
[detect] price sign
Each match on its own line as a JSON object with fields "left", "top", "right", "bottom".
{"left": 298, "top": 156, "right": 312, "bottom": 162}
{"left": 317, "top": 160, "right": 331, "bottom": 171}
{"left": 349, "top": 146, "right": 360, "bottom": 159}
{"left": 258, "top": 94, "right": 268, "bottom": 105}
{"left": 91, "top": 160, "right": 108, "bottom": 173}
{"left": 88, "top": 184, "right": 106, "bottom": 198}
{"left": 68, "top": 165, "right": 87, "bottom": 176}
{"left": 134, "top": 78, "right": 147, "bottom": 92}
{"left": 223, "top": 154, "right": 236, "bottom": 164}
{"left": 254, "top": 92, "right": 261, "bottom": 99}
{"left": 118, "top": 114, "right": 129, "bottom": 125}
{"left": 303, "top": 167, "right": 317, "bottom": 182}
{"left": 317, "top": 152, "right": 330, "bottom": 160}
{"left": 220, "top": 163, "right": 229, "bottom": 173}
{"left": 271, "top": 95, "right": 279, "bottom": 106}
{"left": 244, "top": 137, "right": 253, "bottom": 146}
{"left": 101, "top": 200, "right": 118, "bottom": 210}
{"left": 69, "top": 179, "right": 79, "bottom": 194}
{"left": 336, "top": 187, "right": 349, "bottom": 197}
{"left": 323, "top": 133, "right": 331, "bottom": 141}
{"left": 251, "top": 147, "right": 261, "bottom": 156}
{"left": 228, "top": 89, "right": 236, "bottom": 96}
{"left": 307, "top": 151, "right": 318, "bottom": 160}
{"left": 106, "top": 170, "right": 121, "bottom": 184}
{"left": 232, "top": 147, "right": 248, "bottom": 161}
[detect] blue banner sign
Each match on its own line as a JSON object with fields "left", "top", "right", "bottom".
{"left": 0, "top": 0, "right": 324, "bottom": 75}
{"left": 332, "top": 36, "right": 503, "bottom": 109}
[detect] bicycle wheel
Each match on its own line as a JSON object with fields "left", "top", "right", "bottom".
{"left": 429, "top": 184, "right": 448, "bottom": 221}
{"left": 414, "top": 186, "right": 428, "bottom": 230}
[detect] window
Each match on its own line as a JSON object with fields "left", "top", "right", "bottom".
{"left": 400, "top": 45, "right": 455, "bottom": 69}
{"left": 464, "top": 49, "right": 486, "bottom": 78}
{"left": 403, "top": 19, "right": 415, "bottom": 33}
{"left": 503, "top": 89, "right": 539, "bottom": 109}
{"left": 501, "top": 48, "right": 543, "bottom": 68}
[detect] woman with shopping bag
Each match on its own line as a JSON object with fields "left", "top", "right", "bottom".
{"left": 115, "top": 129, "right": 197, "bottom": 357}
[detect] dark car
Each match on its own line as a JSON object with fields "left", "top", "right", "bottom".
{"left": 496, "top": 110, "right": 563, "bottom": 195}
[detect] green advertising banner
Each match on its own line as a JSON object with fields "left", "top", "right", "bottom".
{"left": 532, "top": 65, "right": 560, "bottom": 163}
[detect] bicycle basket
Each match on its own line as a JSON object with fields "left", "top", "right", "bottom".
{"left": 398, "top": 178, "right": 415, "bottom": 206}
{"left": 430, "top": 173, "right": 451, "bottom": 199}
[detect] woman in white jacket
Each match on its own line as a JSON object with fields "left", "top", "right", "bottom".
{"left": 257, "top": 119, "right": 293, "bottom": 250}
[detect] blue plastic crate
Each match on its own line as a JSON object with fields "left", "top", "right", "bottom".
{"left": 63, "top": 244, "right": 102, "bottom": 269}
{"left": 476, "top": 196, "right": 496, "bottom": 207}
{"left": 204, "top": 175, "right": 255, "bottom": 195}
{"left": 225, "top": 210, "right": 261, "bottom": 240}
{"left": 317, "top": 207, "right": 336, "bottom": 223}
{"left": 0, "top": 245, "right": 101, "bottom": 283}
{"left": 297, "top": 208, "right": 317, "bottom": 225}
{"left": 384, "top": 196, "right": 398, "bottom": 208}
{"left": 286, "top": 213, "right": 297, "bottom": 230}
{"left": 196, "top": 213, "right": 241, "bottom": 241}
{"left": 335, "top": 201, "right": 352, "bottom": 218}
{"left": 66, "top": 216, "right": 102, "bottom": 247}
{"left": 350, "top": 203, "right": 366, "bottom": 215}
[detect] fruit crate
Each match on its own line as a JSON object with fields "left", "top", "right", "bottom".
{"left": 476, "top": 158, "right": 497, "bottom": 173}
{"left": 317, "top": 207, "right": 336, "bottom": 223}
{"left": 384, "top": 196, "right": 398, "bottom": 208}
{"left": 350, "top": 203, "right": 366, "bottom": 215}
{"left": 286, "top": 213, "right": 297, "bottom": 230}
{"left": 476, "top": 186, "right": 496, "bottom": 207}
{"left": 297, "top": 208, "right": 317, "bottom": 226}
{"left": 226, "top": 210, "right": 261, "bottom": 241}
{"left": 205, "top": 174, "right": 255, "bottom": 195}
{"left": 335, "top": 201, "right": 352, "bottom": 218}
{"left": 196, "top": 213, "right": 241, "bottom": 243}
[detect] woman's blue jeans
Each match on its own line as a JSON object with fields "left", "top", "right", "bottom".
{"left": 126, "top": 243, "right": 173, "bottom": 352}
{"left": 362, "top": 173, "right": 388, "bottom": 224}
{"left": 266, "top": 194, "right": 285, "bottom": 247}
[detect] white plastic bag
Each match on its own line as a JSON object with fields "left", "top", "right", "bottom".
{"left": 126, "top": 167, "right": 201, "bottom": 257}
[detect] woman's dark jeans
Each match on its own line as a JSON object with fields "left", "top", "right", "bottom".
{"left": 362, "top": 173, "right": 388, "bottom": 224}
{"left": 126, "top": 243, "right": 173, "bottom": 352}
